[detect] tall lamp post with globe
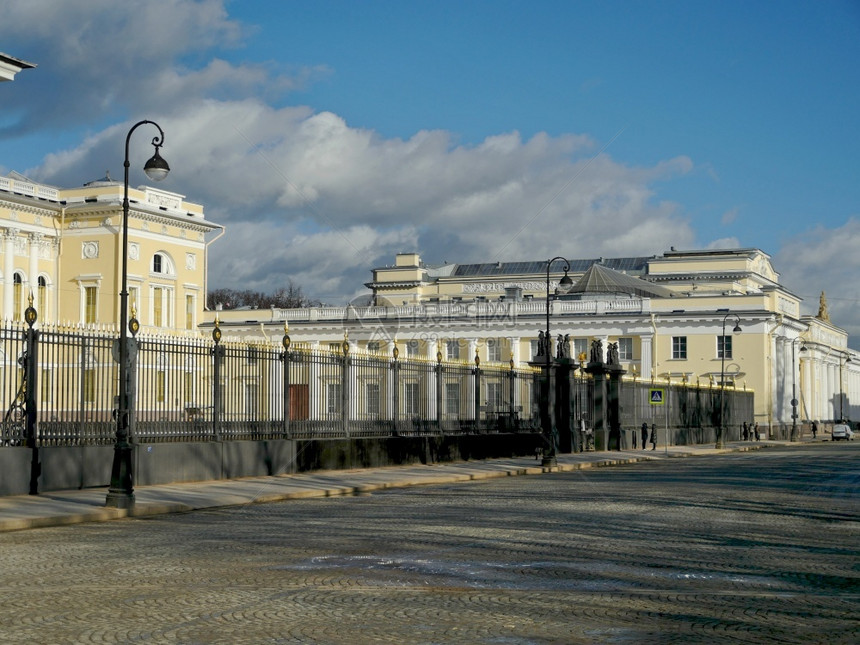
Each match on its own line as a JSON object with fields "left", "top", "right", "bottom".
{"left": 106, "top": 120, "right": 170, "bottom": 509}
{"left": 539, "top": 257, "right": 573, "bottom": 466}
{"left": 717, "top": 312, "right": 742, "bottom": 449}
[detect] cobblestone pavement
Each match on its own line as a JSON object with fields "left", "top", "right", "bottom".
{"left": 0, "top": 443, "right": 857, "bottom": 644}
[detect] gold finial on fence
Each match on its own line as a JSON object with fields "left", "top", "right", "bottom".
{"left": 392, "top": 337, "right": 399, "bottom": 360}
{"left": 282, "top": 322, "right": 291, "bottom": 351}
{"left": 342, "top": 330, "right": 350, "bottom": 355}
{"left": 475, "top": 348, "right": 480, "bottom": 367}
{"left": 212, "top": 316, "right": 222, "bottom": 343}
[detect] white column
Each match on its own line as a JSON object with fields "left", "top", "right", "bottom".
{"left": 508, "top": 336, "right": 521, "bottom": 366}
{"left": 426, "top": 338, "right": 438, "bottom": 419}
{"left": 774, "top": 336, "right": 786, "bottom": 423}
{"left": 3, "top": 229, "right": 17, "bottom": 318}
{"left": 309, "top": 342, "right": 321, "bottom": 420}
{"left": 466, "top": 338, "right": 478, "bottom": 419}
{"left": 28, "top": 233, "right": 40, "bottom": 303}
{"left": 640, "top": 335, "right": 653, "bottom": 380}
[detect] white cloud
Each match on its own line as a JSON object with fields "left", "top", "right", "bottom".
{"left": 775, "top": 218, "right": 860, "bottom": 347}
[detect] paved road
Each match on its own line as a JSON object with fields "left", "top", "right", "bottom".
{"left": 0, "top": 443, "right": 857, "bottom": 644}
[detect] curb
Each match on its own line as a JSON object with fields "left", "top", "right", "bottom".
{"left": 0, "top": 442, "right": 786, "bottom": 533}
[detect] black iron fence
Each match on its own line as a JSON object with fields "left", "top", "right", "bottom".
{"left": 0, "top": 316, "right": 753, "bottom": 449}
{"left": 0, "top": 318, "right": 543, "bottom": 447}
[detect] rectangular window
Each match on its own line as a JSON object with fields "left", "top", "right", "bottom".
{"left": 446, "top": 340, "right": 461, "bottom": 360}
{"left": 404, "top": 382, "right": 420, "bottom": 415}
{"left": 366, "top": 382, "right": 380, "bottom": 415}
{"left": 406, "top": 340, "right": 419, "bottom": 357}
{"left": 672, "top": 336, "right": 687, "bottom": 360}
{"left": 129, "top": 286, "right": 140, "bottom": 313}
{"left": 83, "top": 369, "right": 95, "bottom": 403}
{"left": 530, "top": 340, "right": 539, "bottom": 361}
{"left": 618, "top": 337, "right": 633, "bottom": 360}
{"left": 185, "top": 294, "right": 194, "bottom": 330}
{"left": 573, "top": 338, "right": 588, "bottom": 361}
{"left": 37, "top": 279, "right": 47, "bottom": 319}
{"left": 184, "top": 371, "right": 194, "bottom": 405}
{"left": 487, "top": 339, "right": 502, "bottom": 362}
{"left": 153, "top": 287, "right": 163, "bottom": 327}
{"left": 41, "top": 369, "right": 52, "bottom": 404}
{"left": 84, "top": 286, "right": 97, "bottom": 324}
{"left": 367, "top": 341, "right": 381, "bottom": 354}
{"left": 717, "top": 335, "right": 733, "bottom": 359}
{"left": 245, "top": 383, "right": 258, "bottom": 417}
{"left": 486, "top": 382, "right": 502, "bottom": 411}
{"left": 326, "top": 383, "right": 342, "bottom": 415}
{"left": 445, "top": 383, "right": 460, "bottom": 415}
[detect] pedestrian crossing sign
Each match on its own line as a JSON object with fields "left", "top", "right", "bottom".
{"left": 649, "top": 388, "right": 665, "bottom": 405}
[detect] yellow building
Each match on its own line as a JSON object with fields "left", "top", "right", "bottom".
{"left": 0, "top": 171, "right": 222, "bottom": 332}
{"left": 211, "top": 249, "right": 859, "bottom": 435}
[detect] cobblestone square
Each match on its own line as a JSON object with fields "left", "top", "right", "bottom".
{"left": 0, "top": 443, "right": 857, "bottom": 643}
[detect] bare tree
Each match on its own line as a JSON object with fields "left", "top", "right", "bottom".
{"left": 207, "top": 280, "right": 322, "bottom": 310}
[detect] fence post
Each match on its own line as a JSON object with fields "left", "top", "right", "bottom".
{"left": 435, "top": 351, "right": 443, "bottom": 432}
{"left": 24, "top": 300, "right": 40, "bottom": 495}
{"left": 211, "top": 320, "right": 223, "bottom": 441}
{"left": 282, "top": 324, "right": 291, "bottom": 439}
{"left": 474, "top": 351, "right": 481, "bottom": 431}
{"left": 341, "top": 333, "right": 350, "bottom": 438}
{"left": 392, "top": 344, "right": 400, "bottom": 435}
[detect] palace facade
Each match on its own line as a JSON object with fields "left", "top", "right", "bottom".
{"left": 0, "top": 171, "right": 222, "bottom": 332}
{"left": 211, "top": 250, "right": 859, "bottom": 434}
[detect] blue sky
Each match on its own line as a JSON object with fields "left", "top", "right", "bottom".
{"left": 2, "top": 0, "right": 859, "bottom": 340}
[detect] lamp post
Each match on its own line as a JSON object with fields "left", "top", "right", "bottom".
{"left": 788, "top": 339, "right": 806, "bottom": 442}
{"left": 106, "top": 120, "right": 170, "bottom": 509}
{"left": 839, "top": 353, "right": 851, "bottom": 421}
{"left": 541, "top": 257, "right": 573, "bottom": 465}
{"left": 717, "top": 312, "right": 742, "bottom": 449}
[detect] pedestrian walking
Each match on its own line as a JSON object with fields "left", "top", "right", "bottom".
{"left": 753, "top": 422, "right": 760, "bottom": 441}
{"left": 811, "top": 420, "right": 818, "bottom": 439}
{"left": 632, "top": 429, "right": 637, "bottom": 449}
{"left": 650, "top": 423, "right": 657, "bottom": 451}
{"left": 641, "top": 422, "right": 649, "bottom": 450}
{"left": 742, "top": 422, "right": 749, "bottom": 441}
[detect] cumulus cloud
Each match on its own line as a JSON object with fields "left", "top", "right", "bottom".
{"left": 774, "top": 218, "right": 860, "bottom": 346}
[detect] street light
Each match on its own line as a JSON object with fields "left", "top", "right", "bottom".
{"left": 789, "top": 339, "right": 806, "bottom": 442}
{"left": 717, "top": 312, "right": 742, "bottom": 448}
{"left": 106, "top": 120, "right": 170, "bottom": 509}
{"left": 541, "top": 257, "right": 573, "bottom": 465}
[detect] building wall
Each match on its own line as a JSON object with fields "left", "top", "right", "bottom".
{"left": 0, "top": 173, "right": 220, "bottom": 331}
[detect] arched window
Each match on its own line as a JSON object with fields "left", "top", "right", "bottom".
{"left": 152, "top": 252, "right": 175, "bottom": 275}
{"left": 37, "top": 276, "right": 47, "bottom": 318}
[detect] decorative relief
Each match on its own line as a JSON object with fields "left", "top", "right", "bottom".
{"left": 185, "top": 253, "right": 196, "bottom": 270}
{"left": 129, "top": 242, "right": 140, "bottom": 261}
{"left": 9, "top": 211, "right": 18, "bottom": 222}
{"left": 198, "top": 232, "right": 205, "bottom": 242}
{"left": 102, "top": 217, "right": 113, "bottom": 227}
{"left": 141, "top": 222, "right": 150, "bottom": 231}
{"left": 463, "top": 281, "right": 557, "bottom": 294}
{"left": 69, "top": 220, "right": 81, "bottom": 229}
{"left": 34, "top": 215, "right": 42, "bottom": 225}
{"left": 161, "top": 225, "right": 168, "bottom": 235}
{"left": 82, "top": 241, "right": 99, "bottom": 259}
{"left": 180, "top": 230, "right": 187, "bottom": 239}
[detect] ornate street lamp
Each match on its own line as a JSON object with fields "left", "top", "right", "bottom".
{"left": 106, "top": 120, "right": 170, "bottom": 509}
{"left": 789, "top": 339, "right": 805, "bottom": 441}
{"left": 541, "top": 257, "right": 573, "bottom": 465}
{"left": 717, "top": 312, "right": 742, "bottom": 449}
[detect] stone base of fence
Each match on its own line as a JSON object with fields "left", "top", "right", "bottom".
{"left": 1, "top": 433, "right": 545, "bottom": 497}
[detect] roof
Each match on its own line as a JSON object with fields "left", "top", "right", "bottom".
{"left": 452, "top": 257, "right": 651, "bottom": 277}
{"left": 568, "top": 262, "right": 676, "bottom": 298}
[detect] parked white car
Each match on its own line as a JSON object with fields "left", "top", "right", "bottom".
{"left": 831, "top": 423, "right": 854, "bottom": 441}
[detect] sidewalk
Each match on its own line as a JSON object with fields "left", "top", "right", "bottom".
{"left": 0, "top": 440, "right": 801, "bottom": 533}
